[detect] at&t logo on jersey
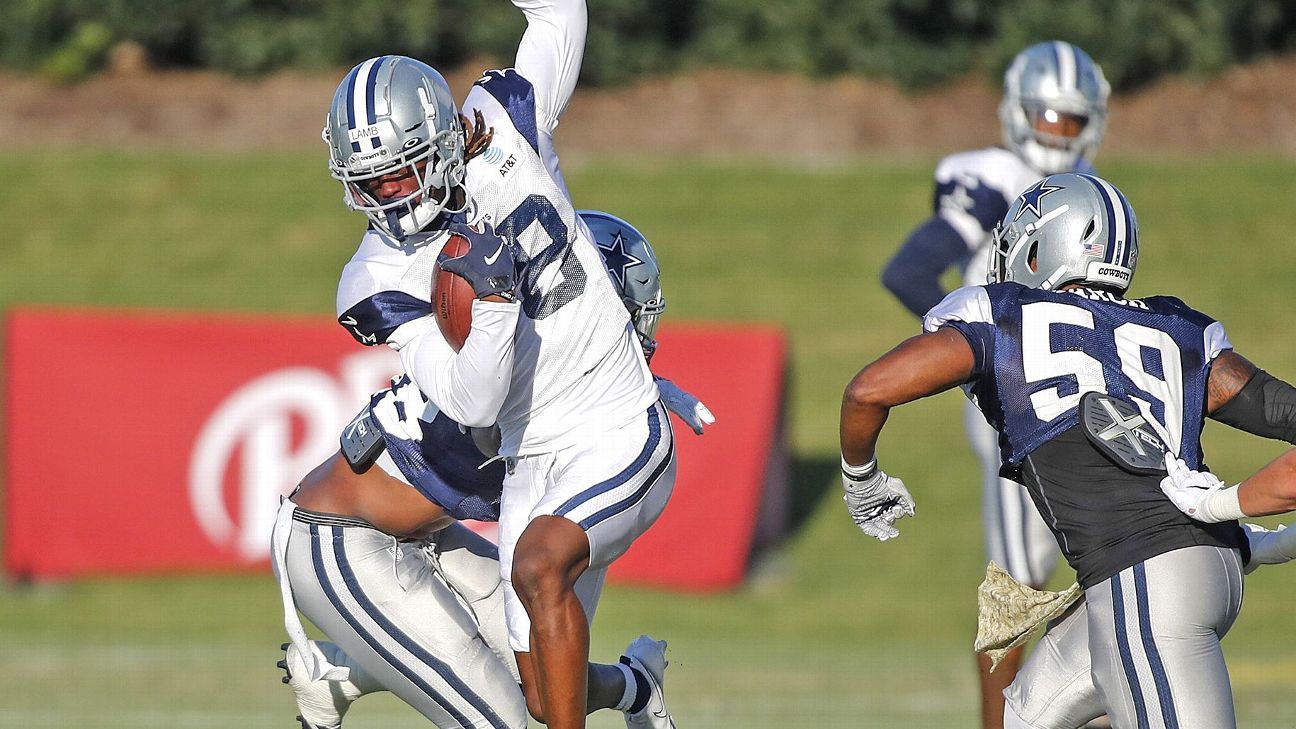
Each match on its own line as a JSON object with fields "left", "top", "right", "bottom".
{"left": 187, "top": 350, "right": 398, "bottom": 560}
{"left": 498, "top": 153, "right": 519, "bottom": 178}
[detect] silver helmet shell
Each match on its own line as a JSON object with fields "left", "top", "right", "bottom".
{"left": 577, "top": 210, "right": 666, "bottom": 358}
{"left": 1000, "top": 42, "right": 1110, "bottom": 175}
{"left": 323, "top": 56, "right": 465, "bottom": 240}
{"left": 990, "top": 173, "right": 1139, "bottom": 294}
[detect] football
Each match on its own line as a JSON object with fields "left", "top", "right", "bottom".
{"left": 432, "top": 233, "right": 475, "bottom": 351}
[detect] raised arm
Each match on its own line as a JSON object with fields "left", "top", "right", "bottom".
{"left": 512, "top": 0, "right": 587, "bottom": 134}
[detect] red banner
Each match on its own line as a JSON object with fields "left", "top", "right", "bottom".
{"left": 4, "top": 307, "right": 787, "bottom": 590}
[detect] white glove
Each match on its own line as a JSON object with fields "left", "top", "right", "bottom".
{"left": 656, "top": 377, "right": 716, "bottom": 435}
{"left": 372, "top": 377, "right": 431, "bottom": 441}
{"left": 1242, "top": 522, "right": 1296, "bottom": 574}
{"left": 841, "top": 458, "right": 915, "bottom": 541}
{"left": 1159, "top": 453, "right": 1245, "bottom": 523}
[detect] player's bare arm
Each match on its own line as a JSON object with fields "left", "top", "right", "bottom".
{"left": 838, "top": 327, "right": 975, "bottom": 541}
{"left": 1206, "top": 350, "right": 1258, "bottom": 413}
{"left": 292, "top": 452, "right": 456, "bottom": 539}
{"left": 1236, "top": 449, "right": 1296, "bottom": 515}
{"left": 840, "top": 327, "right": 976, "bottom": 465}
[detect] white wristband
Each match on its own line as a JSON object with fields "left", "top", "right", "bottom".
{"left": 841, "top": 456, "right": 876, "bottom": 479}
{"left": 1200, "top": 485, "right": 1246, "bottom": 522}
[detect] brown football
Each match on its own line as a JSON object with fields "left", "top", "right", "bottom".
{"left": 431, "top": 233, "right": 475, "bottom": 351}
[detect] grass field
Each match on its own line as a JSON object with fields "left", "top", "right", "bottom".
{"left": 2, "top": 152, "right": 1295, "bottom": 727}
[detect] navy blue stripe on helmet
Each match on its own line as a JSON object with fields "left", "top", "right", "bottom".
{"left": 1134, "top": 563, "right": 1179, "bottom": 728}
{"left": 1078, "top": 173, "right": 1119, "bottom": 264}
{"left": 555, "top": 405, "right": 662, "bottom": 519}
{"left": 365, "top": 56, "right": 386, "bottom": 150}
{"left": 1111, "top": 572, "right": 1152, "bottom": 729}
{"left": 344, "top": 65, "right": 363, "bottom": 154}
{"left": 310, "top": 524, "right": 505, "bottom": 728}
{"left": 1118, "top": 190, "right": 1136, "bottom": 269}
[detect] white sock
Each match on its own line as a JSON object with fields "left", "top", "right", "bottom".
{"left": 614, "top": 661, "right": 640, "bottom": 712}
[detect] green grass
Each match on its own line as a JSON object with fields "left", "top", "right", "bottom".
{"left": 3, "top": 152, "right": 1296, "bottom": 727}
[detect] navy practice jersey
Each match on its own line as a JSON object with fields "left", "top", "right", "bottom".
{"left": 366, "top": 380, "right": 506, "bottom": 522}
{"left": 926, "top": 282, "right": 1245, "bottom": 586}
{"left": 927, "top": 283, "right": 1231, "bottom": 471}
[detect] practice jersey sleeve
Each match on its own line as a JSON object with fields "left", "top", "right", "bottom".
{"left": 512, "top": 0, "right": 586, "bottom": 135}
{"left": 924, "top": 285, "right": 996, "bottom": 377}
{"left": 881, "top": 215, "right": 972, "bottom": 318}
{"left": 932, "top": 150, "right": 1015, "bottom": 252}
{"left": 390, "top": 302, "right": 520, "bottom": 428}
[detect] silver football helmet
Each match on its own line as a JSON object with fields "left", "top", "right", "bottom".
{"left": 990, "top": 172, "right": 1138, "bottom": 293}
{"left": 1000, "top": 42, "right": 1110, "bottom": 175}
{"left": 578, "top": 210, "right": 666, "bottom": 359}
{"left": 323, "top": 56, "right": 465, "bottom": 240}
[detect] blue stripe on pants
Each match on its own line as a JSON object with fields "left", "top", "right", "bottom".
{"left": 1111, "top": 572, "right": 1152, "bottom": 729}
{"left": 310, "top": 524, "right": 505, "bottom": 728}
{"left": 1134, "top": 563, "right": 1179, "bottom": 728}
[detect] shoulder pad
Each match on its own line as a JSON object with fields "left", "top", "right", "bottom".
{"left": 472, "top": 69, "right": 540, "bottom": 154}
{"left": 924, "top": 285, "right": 994, "bottom": 333}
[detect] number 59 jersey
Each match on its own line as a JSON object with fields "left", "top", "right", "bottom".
{"left": 925, "top": 282, "right": 1232, "bottom": 475}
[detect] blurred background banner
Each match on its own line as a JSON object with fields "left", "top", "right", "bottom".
{"left": 3, "top": 308, "right": 788, "bottom": 589}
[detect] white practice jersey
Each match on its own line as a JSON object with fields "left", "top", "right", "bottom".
{"left": 932, "top": 146, "right": 1093, "bottom": 287}
{"left": 335, "top": 0, "right": 656, "bottom": 457}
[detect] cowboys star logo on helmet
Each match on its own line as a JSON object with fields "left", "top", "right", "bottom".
{"left": 1012, "top": 178, "right": 1065, "bottom": 221}
{"left": 595, "top": 230, "right": 646, "bottom": 289}
{"left": 991, "top": 172, "right": 1139, "bottom": 294}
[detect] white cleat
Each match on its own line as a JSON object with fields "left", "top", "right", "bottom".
{"left": 620, "top": 635, "right": 678, "bottom": 729}
{"left": 277, "top": 641, "right": 358, "bottom": 729}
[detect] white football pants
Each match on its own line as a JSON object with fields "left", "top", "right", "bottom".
{"left": 498, "top": 401, "right": 676, "bottom": 652}
{"left": 280, "top": 507, "right": 527, "bottom": 729}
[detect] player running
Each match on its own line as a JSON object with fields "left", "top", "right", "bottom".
{"left": 840, "top": 172, "right": 1296, "bottom": 727}
{"left": 878, "top": 41, "right": 1111, "bottom": 725}
{"left": 318, "top": 2, "right": 687, "bottom": 726}
{"left": 272, "top": 210, "right": 709, "bottom": 728}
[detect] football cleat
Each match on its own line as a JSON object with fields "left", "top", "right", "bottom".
{"left": 278, "top": 641, "right": 358, "bottom": 729}
{"left": 620, "top": 635, "right": 678, "bottom": 729}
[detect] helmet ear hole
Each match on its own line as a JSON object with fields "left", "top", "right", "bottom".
{"left": 1027, "top": 241, "right": 1040, "bottom": 272}
{"left": 1082, "top": 218, "right": 1096, "bottom": 241}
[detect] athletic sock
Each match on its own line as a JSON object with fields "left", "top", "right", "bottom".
{"left": 616, "top": 657, "right": 651, "bottom": 714}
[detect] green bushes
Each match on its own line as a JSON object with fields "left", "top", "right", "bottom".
{"left": 3, "top": 0, "right": 1293, "bottom": 88}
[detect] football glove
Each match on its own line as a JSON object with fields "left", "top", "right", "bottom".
{"left": 439, "top": 222, "right": 517, "bottom": 301}
{"left": 372, "top": 376, "right": 430, "bottom": 441}
{"left": 841, "top": 458, "right": 915, "bottom": 541}
{"left": 656, "top": 377, "right": 716, "bottom": 435}
{"left": 1159, "top": 453, "right": 1246, "bottom": 523}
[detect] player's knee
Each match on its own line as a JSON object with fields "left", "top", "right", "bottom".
{"left": 510, "top": 548, "right": 574, "bottom": 606}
